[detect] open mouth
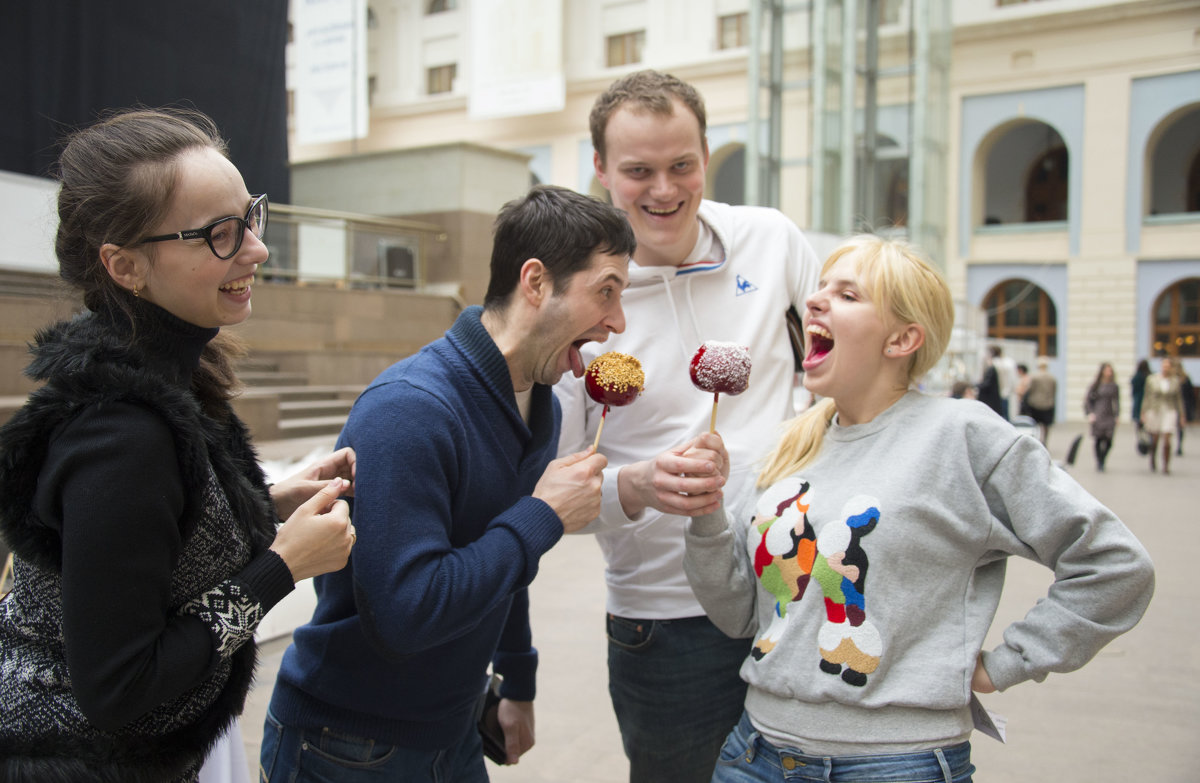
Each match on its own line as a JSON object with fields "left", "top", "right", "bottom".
{"left": 219, "top": 276, "right": 253, "bottom": 294}
{"left": 644, "top": 203, "right": 682, "bottom": 217}
{"left": 805, "top": 325, "right": 833, "bottom": 365}
{"left": 569, "top": 339, "right": 589, "bottom": 378}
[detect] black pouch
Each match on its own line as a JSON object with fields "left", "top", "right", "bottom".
{"left": 477, "top": 673, "right": 507, "bottom": 765}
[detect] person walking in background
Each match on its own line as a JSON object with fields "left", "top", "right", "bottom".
{"left": 1141, "top": 356, "right": 1185, "bottom": 474}
{"left": 1175, "top": 364, "right": 1194, "bottom": 456}
{"left": 0, "top": 108, "right": 356, "bottom": 782}
{"left": 553, "top": 69, "right": 823, "bottom": 783}
{"left": 682, "top": 235, "right": 1154, "bottom": 782}
{"left": 1014, "top": 362, "right": 1031, "bottom": 416}
{"left": 1084, "top": 362, "right": 1120, "bottom": 471}
{"left": 261, "top": 185, "right": 634, "bottom": 782}
{"left": 1024, "top": 357, "right": 1058, "bottom": 445}
{"left": 1131, "top": 358, "right": 1151, "bottom": 429}
{"left": 975, "top": 345, "right": 1004, "bottom": 418}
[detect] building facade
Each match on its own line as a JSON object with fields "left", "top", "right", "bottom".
{"left": 285, "top": 0, "right": 1200, "bottom": 421}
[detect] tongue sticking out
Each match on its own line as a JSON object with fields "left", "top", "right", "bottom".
{"left": 569, "top": 343, "right": 586, "bottom": 378}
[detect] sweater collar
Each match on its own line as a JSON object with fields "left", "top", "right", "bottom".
{"left": 446, "top": 306, "right": 555, "bottom": 441}
{"left": 94, "top": 298, "right": 219, "bottom": 386}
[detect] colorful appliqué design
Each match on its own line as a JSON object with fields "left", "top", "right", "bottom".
{"left": 747, "top": 477, "right": 883, "bottom": 687}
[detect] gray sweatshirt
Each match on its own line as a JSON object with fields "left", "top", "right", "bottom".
{"left": 684, "top": 391, "right": 1154, "bottom": 755}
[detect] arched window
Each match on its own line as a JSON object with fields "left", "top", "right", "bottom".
{"left": 1153, "top": 278, "right": 1200, "bottom": 357}
{"left": 1025, "top": 146, "right": 1068, "bottom": 222}
{"left": 983, "top": 279, "right": 1058, "bottom": 357}
{"left": 1147, "top": 103, "right": 1200, "bottom": 216}
{"left": 981, "top": 121, "right": 1068, "bottom": 226}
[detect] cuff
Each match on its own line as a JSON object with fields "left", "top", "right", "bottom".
{"left": 493, "top": 646, "right": 538, "bottom": 701}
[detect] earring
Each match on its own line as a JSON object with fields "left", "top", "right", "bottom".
{"left": 132, "top": 285, "right": 140, "bottom": 298}
{"left": 886, "top": 347, "right": 893, "bottom": 355}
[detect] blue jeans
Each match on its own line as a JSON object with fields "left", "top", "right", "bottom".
{"left": 712, "top": 713, "right": 975, "bottom": 783}
{"left": 259, "top": 709, "right": 490, "bottom": 782}
{"left": 607, "top": 614, "right": 751, "bottom": 783}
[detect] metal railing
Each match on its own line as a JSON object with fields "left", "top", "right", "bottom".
{"left": 261, "top": 202, "right": 447, "bottom": 289}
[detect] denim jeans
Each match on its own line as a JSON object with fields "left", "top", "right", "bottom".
{"left": 607, "top": 614, "right": 752, "bottom": 783}
{"left": 712, "top": 713, "right": 975, "bottom": 783}
{"left": 259, "top": 709, "right": 490, "bottom": 782}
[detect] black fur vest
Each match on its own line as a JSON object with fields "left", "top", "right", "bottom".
{"left": 0, "top": 304, "right": 277, "bottom": 782}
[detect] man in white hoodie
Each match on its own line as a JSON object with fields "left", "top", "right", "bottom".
{"left": 554, "top": 70, "right": 822, "bottom": 783}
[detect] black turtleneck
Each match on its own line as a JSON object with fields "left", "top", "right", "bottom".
{"left": 29, "top": 300, "right": 292, "bottom": 730}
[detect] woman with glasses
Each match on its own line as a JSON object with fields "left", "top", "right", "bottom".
{"left": 0, "top": 108, "right": 357, "bottom": 782}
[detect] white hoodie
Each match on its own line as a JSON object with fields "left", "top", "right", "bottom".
{"left": 554, "top": 200, "right": 822, "bottom": 619}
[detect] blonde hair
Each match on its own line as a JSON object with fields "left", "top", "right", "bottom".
{"left": 757, "top": 236, "right": 954, "bottom": 487}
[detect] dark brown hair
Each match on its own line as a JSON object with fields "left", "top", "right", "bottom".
{"left": 589, "top": 70, "right": 707, "bottom": 165}
{"left": 483, "top": 185, "right": 635, "bottom": 311}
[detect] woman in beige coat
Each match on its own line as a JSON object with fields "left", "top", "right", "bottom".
{"left": 1140, "top": 356, "right": 1185, "bottom": 474}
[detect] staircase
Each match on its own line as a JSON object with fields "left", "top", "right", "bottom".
{"left": 236, "top": 359, "right": 363, "bottom": 442}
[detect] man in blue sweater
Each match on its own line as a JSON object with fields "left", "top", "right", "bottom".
{"left": 261, "top": 185, "right": 635, "bottom": 782}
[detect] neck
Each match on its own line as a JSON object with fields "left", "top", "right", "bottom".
{"left": 834, "top": 384, "right": 909, "bottom": 427}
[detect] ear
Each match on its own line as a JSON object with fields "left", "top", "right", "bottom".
{"left": 593, "top": 150, "right": 609, "bottom": 190}
{"left": 886, "top": 323, "right": 925, "bottom": 359}
{"left": 99, "top": 243, "right": 146, "bottom": 294}
{"left": 518, "top": 258, "right": 549, "bottom": 306}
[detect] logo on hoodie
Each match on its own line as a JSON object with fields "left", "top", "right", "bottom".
{"left": 736, "top": 275, "right": 758, "bottom": 296}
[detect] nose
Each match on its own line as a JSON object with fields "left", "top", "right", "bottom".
{"left": 606, "top": 300, "right": 627, "bottom": 335}
{"left": 805, "top": 287, "right": 828, "bottom": 314}
{"left": 648, "top": 171, "right": 673, "bottom": 200}
{"left": 236, "top": 225, "right": 269, "bottom": 266}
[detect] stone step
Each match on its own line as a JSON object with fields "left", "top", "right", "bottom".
{"left": 238, "top": 370, "right": 311, "bottom": 387}
{"left": 277, "top": 414, "right": 350, "bottom": 439}
{"left": 239, "top": 384, "right": 363, "bottom": 402}
{"left": 278, "top": 399, "right": 355, "bottom": 419}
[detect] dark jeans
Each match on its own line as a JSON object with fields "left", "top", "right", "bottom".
{"left": 259, "top": 709, "right": 489, "bottom": 783}
{"left": 607, "top": 614, "right": 751, "bottom": 783}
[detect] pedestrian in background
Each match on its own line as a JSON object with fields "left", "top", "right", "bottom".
{"left": 1141, "top": 356, "right": 1185, "bottom": 474}
{"left": 1131, "top": 359, "right": 1151, "bottom": 429}
{"left": 1024, "top": 357, "right": 1057, "bottom": 446}
{"left": 1174, "top": 364, "right": 1194, "bottom": 456}
{"left": 1084, "top": 362, "right": 1120, "bottom": 472}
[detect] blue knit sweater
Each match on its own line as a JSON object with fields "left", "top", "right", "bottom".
{"left": 268, "top": 306, "right": 565, "bottom": 749}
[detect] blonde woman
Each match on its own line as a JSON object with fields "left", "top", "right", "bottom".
{"left": 1140, "top": 356, "right": 1185, "bottom": 474}
{"left": 682, "top": 236, "right": 1154, "bottom": 782}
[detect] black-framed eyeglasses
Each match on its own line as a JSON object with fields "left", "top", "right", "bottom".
{"left": 140, "top": 194, "right": 268, "bottom": 260}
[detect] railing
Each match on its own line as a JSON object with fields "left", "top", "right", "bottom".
{"left": 260, "top": 203, "right": 447, "bottom": 289}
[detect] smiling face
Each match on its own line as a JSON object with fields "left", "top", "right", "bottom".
{"left": 526, "top": 250, "right": 630, "bottom": 389}
{"left": 801, "top": 254, "right": 909, "bottom": 423}
{"left": 134, "top": 147, "right": 266, "bottom": 329}
{"left": 594, "top": 99, "right": 708, "bottom": 268}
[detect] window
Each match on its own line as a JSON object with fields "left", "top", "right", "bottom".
{"left": 428, "top": 0, "right": 457, "bottom": 13}
{"left": 718, "top": 13, "right": 748, "bottom": 50}
{"left": 427, "top": 64, "right": 456, "bottom": 95}
{"left": 1153, "top": 278, "right": 1200, "bottom": 357}
{"left": 1025, "top": 146, "right": 1068, "bottom": 222}
{"left": 984, "top": 280, "right": 1058, "bottom": 357}
{"left": 606, "top": 30, "right": 645, "bottom": 67}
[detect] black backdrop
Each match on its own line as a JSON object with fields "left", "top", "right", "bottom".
{"left": 0, "top": 0, "right": 291, "bottom": 202}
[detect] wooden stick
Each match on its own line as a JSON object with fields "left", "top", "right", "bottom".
{"left": 592, "top": 405, "right": 610, "bottom": 450}
{"left": 709, "top": 392, "right": 720, "bottom": 433}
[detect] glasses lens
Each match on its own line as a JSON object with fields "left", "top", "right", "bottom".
{"left": 208, "top": 217, "right": 241, "bottom": 259}
{"left": 248, "top": 196, "right": 267, "bottom": 239}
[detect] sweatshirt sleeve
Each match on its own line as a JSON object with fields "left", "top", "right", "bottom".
{"left": 683, "top": 504, "right": 760, "bottom": 639}
{"left": 43, "top": 403, "right": 287, "bottom": 731}
{"left": 976, "top": 433, "right": 1155, "bottom": 692}
{"left": 345, "top": 383, "right": 563, "bottom": 660}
